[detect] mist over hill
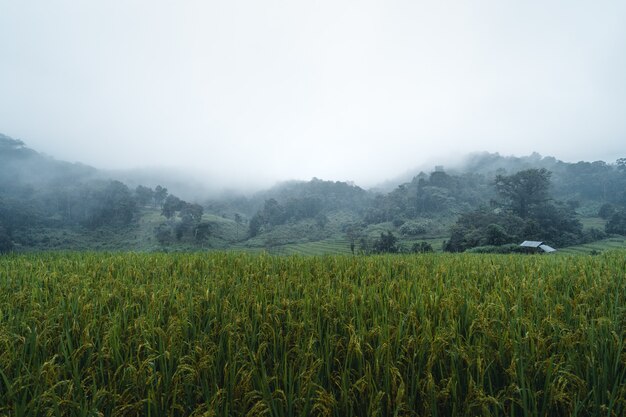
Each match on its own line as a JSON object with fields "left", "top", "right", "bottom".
{"left": 1, "top": 133, "right": 625, "bottom": 254}
{"left": 0, "top": 133, "right": 99, "bottom": 187}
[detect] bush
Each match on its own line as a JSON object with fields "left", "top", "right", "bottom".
{"left": 392, "top": 218, "right": 405, "bottom": 228}
{"left": 598, "top": 203, "right": 617, "bottom": 220}
{"left": 155, "top": 223, "right": 173, "bottom": 245}
{"left": 411, "top": 242, "right": 433, "bottom": 253}
{"left": 606, "top": 210, "right": 626, "bottom": 235}
{"left": 372, "top": 231, "right": 399, "bottom": 253}
{"left": 399, "top": 220, "right": 430, "bottom": 236}
{"left": 485, "top": 223, "right": 512, "bottom": 245}
{"left": 581, "top": 227, "right": 607, "bottom": 243}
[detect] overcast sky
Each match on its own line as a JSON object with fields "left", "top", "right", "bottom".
{"left": 1, "top": 1, "right": 625, "bottom": 188}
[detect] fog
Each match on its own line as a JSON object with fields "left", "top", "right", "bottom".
{"left": 1, "top": 1, "right": 625, "bottom": 189}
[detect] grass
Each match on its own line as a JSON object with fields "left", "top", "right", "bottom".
{"left": 232, "top": 235, "right": 449, "bottom": 256}
{"left": 579, "top": 216, "right": 607, "bottom": 231}
{"left": 268, "top": 237, "right": 353, "bottom": 255}
{"left": 1, "top": 251, "right": 625, "bottom": 416}
{"left": 558, "top": 236, "right": 626, "bottom": 255}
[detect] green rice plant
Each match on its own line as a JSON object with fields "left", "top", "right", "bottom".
{"left": 0, "top": 251, "right": 624, "bottom": 416}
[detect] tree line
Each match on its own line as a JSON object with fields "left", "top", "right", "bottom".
{"left": 2, "top": 132, "right": 626, "bottom": 253}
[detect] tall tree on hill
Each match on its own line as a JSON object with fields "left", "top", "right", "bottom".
{"left": 154, "top": 185, "right": 168, "bottom": 208}
{"left": 161, "top": 195, "right": 183, "bottom": 219}
{"left": 135, "top": 185, "right": 154, "bottom": 207}
{"left": 494, "top": 168, "right": 551, "bottom": 218}
{"left": 343, "top": 223, "right": 363, "bottom": 255}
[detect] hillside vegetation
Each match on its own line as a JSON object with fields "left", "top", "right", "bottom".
{"left": 1, "top": 133, "right": 625, "bottom": 254}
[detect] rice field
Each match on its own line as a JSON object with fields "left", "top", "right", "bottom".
{"left": 269, "top": 238, "right": 353, "bottom": 256}
{"left": 1, "top": 251, "right": 625, "bottom": 416}
{"left": 236, "top": 236, "right": 448, "bottom": 256}
{"left": 558, "top": 237, "right": 626, "bottom": 255}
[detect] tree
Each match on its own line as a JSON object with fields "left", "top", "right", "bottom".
{"left": 343, "top": 223, "right": 363, "bottom": 255}
{"left": 154, "top": 185, "right": 168, "bottom": 208}
{"left": 606, "top": 210, "right": 626, "bottom": 235}
{"left": 411, "top": 242, "right": 433, "bottom": 253}
{"left": 175, "top": 203, "right": 204, "bottom": 240}
{"left": 193, "top": 222, "right": 212, "bottom": 242}
{"left": 155, "top": 223, "right": 173, "bottom": 245}
{"left": 180, "top": 203, "right": 203, "bottom": 224}
{"left": 373, "top": 231, "right": 399, "bottom": 253}
{"left": 358, "top": 236, "right": 371, "bottom": 254}
{"left": 400, "top": 221, "right": 429, "bottom": 236}
{"left": 444, "top": 209, "right": 525, "bottom": 252}
{"left": 105, "top": 181, "right": 137, "bottom": 225}
{"left": 315, "top": 213, "right": 329, "bottom": 229}
{"left": 135, "top": 185, "right": 154, "bottom": 207}
{"left": 264, "top": 199, "right": 286, "bottom": 226}
{"left": 598, "top": 203, "right": 616, "bottom": 220}
{"left": 445, "top": 167, "right": 584, "bottom": 252}
{"left": 531, "top": 202, "right": 582, "bottom": 246}
{"left": 0, "top": 198, "right": 38, "bottom": 232}
{"left": 161, "top": 195, "right": 183, "bottom": 219}
{"left": 485, "top": 223, "right": 511, "bottom": 246}
{"left": 495, "top": 169, "right": 551, "bottom": 218}
{"left": 248, "top": 213, "right": 264, "bottom": 237}
{"left": 83, "top": 181, "right": 137, "bottom": 227}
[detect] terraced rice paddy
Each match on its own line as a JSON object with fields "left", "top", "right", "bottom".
{"left": 270, "top": 238, "right": 353, "bottom": 256}
{"left": 558, "top": 237, "right": 626, "bottom": 255}
{"left": 240, "top": 236, "right": 448, "bottom": 256}
{"left": 1, "top": 251, "right": 625, "bottom": 416}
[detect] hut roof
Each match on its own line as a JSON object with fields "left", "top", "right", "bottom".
{"left": 520, "top": 241, "right": 543, "bottom": 248}
{"left": 539, "top": 244, "right": 556, "bottom": 253}
{"left": 519, "top": 241, "right": 556, "bottom": 253}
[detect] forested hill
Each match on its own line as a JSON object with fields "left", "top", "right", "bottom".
{"left": 0, "top": 133, "right": 98, "bottom": 187}
{"left": 461, "top": 152, "right": 626, "bottom": 204}
{"left": 1, "top": 135, "right": 139, "bottom": 252}
{"left": 1, "top": 132, "right": 625, "bottom": 253}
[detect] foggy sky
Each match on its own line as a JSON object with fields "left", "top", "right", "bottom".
{"left": 1, "top": 1, "right": 625, "bottom": 189}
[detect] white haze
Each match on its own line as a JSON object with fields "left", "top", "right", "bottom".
{"left": 1, "top": 1, "right": 625, "bottom": 189}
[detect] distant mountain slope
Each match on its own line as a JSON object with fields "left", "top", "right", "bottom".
{"left": 380, "top": 151, "right": 625, "bottom": 205}
{"left": 1, "top": 132, "right": 624, "bottom": 254}
{"left": 1, "top": 133, "right": 138, "bottom": 250}
{"left": 0, "top": 133, "right": 99, "bottom": 189}
{"left": 461, "top": 152, "right": 626, "bottom": 205}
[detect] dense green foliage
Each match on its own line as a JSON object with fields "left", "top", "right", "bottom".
{"left": 494, "top": 168, "right": 552, "bottom": 219}
{"left": 363, "top": 171, "right": 489, "bottom": 224}
{"left": 0, "top": 134, "right": 214, "bottom": 251}
{"left": 606, "top": 209, "right": 626, "bottom": 235}
{"left": 0, "top": 136, "right": 138, "bottom": 235}
{"left": 246, "top": 179, "right": 370, "bottom": 238}
{"left": 1, "top": 252, "right": 625, "bottom": 416}
{"left": 445, "top": 169, "right": 586, "bottom": 252}
{"left": 461, "top": 153, "right": 626, "bottom": 206}
{"left": 372, "top": 231, "right": 399, "bottom": 253}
